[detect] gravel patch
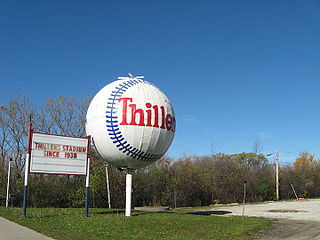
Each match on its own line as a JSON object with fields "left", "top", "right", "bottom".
{"left": 213, "top": 199, "right": 320, "bottom": 239}
{"left": 214, "top": 199, "right": 320, "bottom": 221}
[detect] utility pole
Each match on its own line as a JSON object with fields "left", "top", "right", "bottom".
{"left": 276, "top": 150, "right": 279, "bottom": 201}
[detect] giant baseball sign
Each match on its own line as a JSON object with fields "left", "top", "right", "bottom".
{"left": 86, "top": 76, "right": 175, "bottom": 170}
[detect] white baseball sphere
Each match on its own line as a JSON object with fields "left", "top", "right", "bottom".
{"left": 86, "top": 77, "right": 175, "bottom": 170}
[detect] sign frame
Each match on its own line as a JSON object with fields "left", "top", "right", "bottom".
{"left": 23, "top": 120, "right": 91, "bottom": 218}
{"left": 29, "top": 132, "right": 90, "bottom": 176}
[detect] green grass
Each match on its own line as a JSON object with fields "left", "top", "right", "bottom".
{"left": 0, "top": 207, "right": 272, "bottom": 240}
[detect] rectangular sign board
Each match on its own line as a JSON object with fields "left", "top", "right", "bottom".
{"left": 30, "top": 133, "right": 89, "bottom": 175}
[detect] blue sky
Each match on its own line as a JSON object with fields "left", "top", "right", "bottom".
{"left": 1, "top": 1, "right": 320, "bottom": 164}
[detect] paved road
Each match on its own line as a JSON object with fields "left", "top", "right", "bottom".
{"left": 215, "top": 199, "right": 320, "bottom": 221}
{"left": 0, "top": 216, "right": 54, "bottom": 240}
{"left": 213, "top": 199, "right": 320, "bottom": 240}
{"left": 253, "top": 219, "right": 320, "bottom": 240}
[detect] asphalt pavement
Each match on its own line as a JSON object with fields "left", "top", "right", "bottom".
{"left": 213, "top": 199, "right": 320, "bottom": 240}
{"left": 253, "top": 219, "right": 320, "bottom": 240}
{"left": 215, "top": 199, "right": 320, "bottom": 221}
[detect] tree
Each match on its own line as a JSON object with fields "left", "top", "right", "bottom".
{"left": 37, "top": 94, "right": 91, "bottom": 137}
{"left": 252, "top": 136, "right": 263, "bottom": 154}
{"left": 231, "top": 152, "right": 268, "bottom": 169}
{"left": 6, "top": 90, "right": 320, "bottom": 208}
{"left": 293, "top": 152, "right": 318, "bottom": 197}
{"left": 294, "top": 152, "right": 317, "bottom": 174}
{"left": 0, "top": 90, "right": 93, "bottom": 207}
{"left": 0, "top": 89, "right": 35, "bottom": 177}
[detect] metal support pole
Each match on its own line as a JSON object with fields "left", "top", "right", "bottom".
{"left": 105, "top": 165, "right": 111, "bottom": 209}
{"left": 125, "top": 172, "right": 132, "bottom": 217}
{"left": 241, "top": 180, "right": 247, "bottom": 240}
{"left": 85, "top": 136, "right": 91, "bottom": 217}
{"left": 23, "top": 154, "right": 29, "bottom": 218}
{"left": 23, "top": 116, "right": 32, "bottom": 218}
{"left": 85, "top": 157, "right": 90, "bottom": 217}
{"left": 276, "top": 150, "right": 279, "bottom": 201}
{"left": 6, "top": 158, "right": 12, "bottom": 208}
{"left": 174, "top": 189, "right": 177, "bottom": 210}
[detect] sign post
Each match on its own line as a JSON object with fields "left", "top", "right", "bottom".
{"left": 23, "top": 120, "right": 32, "bottom": 218}
{"left": 85, "top": 136, "right": 91, "bottom": 217}
{"left": 85, "top": 162, "right": 90, "bottom": 217}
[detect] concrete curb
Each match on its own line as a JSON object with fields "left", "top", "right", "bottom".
{"left": 0, "top": 217, "right": 54, "bottom": 240}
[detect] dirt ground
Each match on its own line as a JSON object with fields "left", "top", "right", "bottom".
{"left": 212, "top": 199, "right": 320, "bottom": 240}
